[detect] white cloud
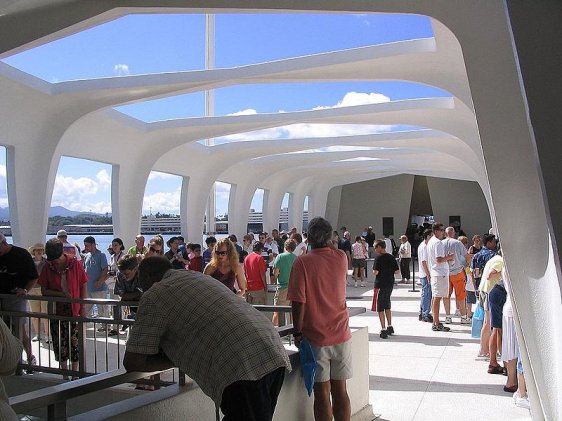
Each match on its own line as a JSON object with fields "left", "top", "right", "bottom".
{"left": 53, "top": 174, "right": 98, "bottom": 197}
{"left": 113, "top": 64, "right": 130, "bottom": 76}
{"left": 148, "top": 171, "right": 179, "bottom": 181}
{"left": 143, "top": 188, "right": 181, "bottom": 215}
{"left": 312, "top": 91, "right": 389, "bottom": 110}
{"left": 51, "top": 174, "right": 113, "bottom": 213}
{"left": 228, "top": 109, "right": 258, "bottom": 116}
{"left": 214, "top": 91, "right": 393, "bottom": 144}
{"left": 96, "top": 169, "right": 111, "bottom": 187}
{"left": 337, "top": 91, "right": 390, "bottom": 107}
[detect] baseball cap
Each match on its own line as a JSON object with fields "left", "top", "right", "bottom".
{"left": 57, "top": 229, "right": 68, "bottom": 237}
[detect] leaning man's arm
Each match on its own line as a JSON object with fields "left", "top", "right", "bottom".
{"left": 125, "top": 291, "right": 170, "bottom": 369}
{"left": 123, "top": 351, "right": 174, "bottom": 372}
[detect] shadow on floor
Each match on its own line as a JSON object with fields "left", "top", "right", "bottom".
{"left": 368, "top": 333, "right": 479, "bottom": 347}
{"left": 357, "top": 310, "right": 421, "bottom": 318}
{"left": 369, "top": 375, "right": 508, "bottom": 397}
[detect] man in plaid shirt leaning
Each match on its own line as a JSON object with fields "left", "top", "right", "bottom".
{"left": 124, "top": 256, "right": 291, "bottom": 421}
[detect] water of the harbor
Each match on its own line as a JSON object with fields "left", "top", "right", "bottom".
{"left": 7, "top": 234, "right": 229, "bottom": 261}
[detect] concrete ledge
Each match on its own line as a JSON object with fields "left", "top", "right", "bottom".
{"left": 6, "top": 327, "right": 371, "bottom": 420}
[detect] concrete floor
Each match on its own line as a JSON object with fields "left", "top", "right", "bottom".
{"left": 345, "top": 272, "right": 532, "bottom": 421}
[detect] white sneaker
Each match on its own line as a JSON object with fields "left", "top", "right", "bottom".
{"left": 445, "top": 316, "right": 453, "bottom": 324}
{"left": 515, "top": 395, "right": 530, "bottom": 410}
{"left": 461, "top": 316, "right": 469, "bottom": 324}
{"left": 454, "top": 309, "right": 461, "bottom": 317}
{"left": 360, "top": 282, "right": 365, "bottom": 287}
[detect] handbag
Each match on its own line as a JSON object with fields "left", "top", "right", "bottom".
{"left": 471, "top": 303, "right": 485, "bottom": 338}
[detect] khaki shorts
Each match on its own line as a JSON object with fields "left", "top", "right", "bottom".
{"left": 28, "top": 287, "right": 48, "bottom": 314}
{"left": 274, "top": 288, "right": 290, "bottom": 306}
{"left": 312, "top": 340, "right": 353, "bottom": 383}
{"left": 246, "top": 289, "right": 266, "bottom": 305}
{"left": 431, "top": 275, "right": 449, "bottom": 298}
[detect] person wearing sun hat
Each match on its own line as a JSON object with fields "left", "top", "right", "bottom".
{"left": 38, "top": 238, "right": 88, "bottom": 378}
{"left": 56, "top": 229, "right": 81, "bottom": 259}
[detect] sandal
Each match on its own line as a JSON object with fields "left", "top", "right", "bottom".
{"left": 488, "top": 364, "right": 503, "bottom": 375}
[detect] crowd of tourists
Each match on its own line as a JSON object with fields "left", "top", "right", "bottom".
{"left": 0, "top": 218, "right": 531, "bottom": 419}
{"left": 336, "top": 221, "right": 531, "bottom": 412}
{"left": 412, "top": 223, "right": 529, "bottom": 410}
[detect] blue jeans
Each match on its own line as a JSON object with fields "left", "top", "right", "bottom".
{"left": 420, "top": 277, "right": 432, "bottom": 317}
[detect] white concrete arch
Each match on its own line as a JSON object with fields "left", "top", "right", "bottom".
{"left": 1, "top": 2, "right": 560, "bottom": 418}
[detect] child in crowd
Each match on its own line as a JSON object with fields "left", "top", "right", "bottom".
{"left": 372, "top": 240, "right": 399, "bottom": 339}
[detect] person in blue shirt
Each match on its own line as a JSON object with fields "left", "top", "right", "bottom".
{"left": 83, "top": 236, "right": 110, "bottom": 326}
{"left": 470, "top": 234, "right": 498, "bottom": 290}
{"left": 203, "top": 236, "right": 217, "bottom": 266}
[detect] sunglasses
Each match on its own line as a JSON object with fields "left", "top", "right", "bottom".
{"left": 149, "top": 246, "right": 162, "bottom": 253}
{"left": 216, "top": 251, "right": 228, "bottom": 256}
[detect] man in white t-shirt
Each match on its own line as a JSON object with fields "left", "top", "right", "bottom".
{"left": 426, "top": 223, "right": 454, "bottom": 332}
{"left": 418, "top": 229, "right": 433, "bottom": 323}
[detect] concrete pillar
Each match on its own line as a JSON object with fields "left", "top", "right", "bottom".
{"left": 185, "top": 175, "right": 214, "bottom": 243}
{"left": 111, "top": 164, "right": 150, "bottom": 246}
{"left": 229, "top": 182, "right": 258, "bottom": 238}
{"left": 263, "top": 187, "right": 285, "bottom": 233}
{"left": 6, "top": 144, "right": 54, "bottom": 246}
{"left": 288, "top": 191, "right": 305, "bottom": 232}
{"left": 180, "top": 176, "right": 189, "bottom": 238}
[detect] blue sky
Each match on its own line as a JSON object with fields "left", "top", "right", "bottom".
{"left": 0, "top": 12, "right": 443, "bottom": 217}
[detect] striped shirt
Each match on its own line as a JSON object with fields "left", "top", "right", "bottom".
{"left": 126, "top": 269, "right": 291, "bottom": 404}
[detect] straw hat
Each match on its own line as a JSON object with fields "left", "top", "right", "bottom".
{"left": 28, "top": 243, "right": 45, "bottom": 254}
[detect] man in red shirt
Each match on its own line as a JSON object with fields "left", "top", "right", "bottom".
{"left": 289, "top": 217, "right": 352, "bottom": 421}
{"left": 243, "top": 242, "right": 268, "bottom": 305}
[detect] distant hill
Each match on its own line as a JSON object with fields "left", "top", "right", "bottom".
{"left": 49, "top": 206, "right": 84, "bottom": 217}
{"left": 0, "top": 206, "right": 107, "bottom": 220}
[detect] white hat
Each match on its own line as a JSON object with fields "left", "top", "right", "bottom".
{"left": 56, "top": 229, "right": 68, "bottom": 237}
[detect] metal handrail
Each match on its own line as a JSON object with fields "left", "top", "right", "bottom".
{"left": 5, "top": 300, "right": 365, "bottom": 420}
{"left": 9, "top": 368, "right": 167, "bottom": 419}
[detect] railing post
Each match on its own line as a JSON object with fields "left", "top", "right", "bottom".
{"left": 78, "top": 319, "right": 86, "bottom": 376}
{"left": 48, "top": 401, "right": 66, "bottom": 420}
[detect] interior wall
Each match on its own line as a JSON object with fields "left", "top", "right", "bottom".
{"left": 337, "top": 175, "right": 414, "bottom": 240}
{"left": 336, "top": 175, "right": 491, "bottom": 240}
{"left": 325, "top": 185, "right": 342, "bottom": 230}
{"left": 426, "top": 177, "right": 491, "bottom": 237}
